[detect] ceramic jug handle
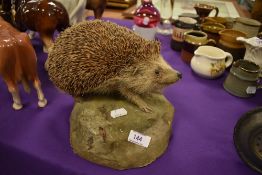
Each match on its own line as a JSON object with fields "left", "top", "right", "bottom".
{"left": 256, "top": 68, "right": 262, "bottom": 91}
{"left": 225, "top": 52, "right": 233, "bottom": 68}
{"left": 213, "top": 7, "right": 219, "bottom": 17}
{"left": 207, "top": 39, "right": 216, "bottom": 45}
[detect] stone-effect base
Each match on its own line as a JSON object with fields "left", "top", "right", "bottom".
{"left": 70, "top": 93, "right": 175, "bottom": 170}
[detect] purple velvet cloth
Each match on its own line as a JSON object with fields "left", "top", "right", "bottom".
{"left": 0, "top": 18, "right": 261, "bottom": 175}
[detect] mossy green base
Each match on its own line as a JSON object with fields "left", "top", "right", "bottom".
{"left": 70, "top": 93, "right": 175, "bottom": 170}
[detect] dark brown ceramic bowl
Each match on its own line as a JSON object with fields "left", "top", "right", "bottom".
{"left": 219, "top": 29, "right": 247, "bottom": 46}
{"left": 204, "top": 17, "right": 227, "bottom": 25}
{"left": 201, "top": 22, "right": 225, "bottom": 33}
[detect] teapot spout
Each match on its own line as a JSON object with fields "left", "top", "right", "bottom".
{"left": 236, "top": 36, "right": 247, "bottom": 43}
{"left": 237, "top": 36, "right": 262, "bottom": 47}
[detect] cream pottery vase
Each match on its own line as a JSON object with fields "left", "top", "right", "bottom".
{"left": 191, "top": 46, "right": 233, "bottom": 78}
{"left": 237, "top": 37, "right": 262, "bottom": 68}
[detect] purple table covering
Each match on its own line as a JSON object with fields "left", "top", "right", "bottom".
{"left": 0, "top": 18, "right": 261, "bottom": 175}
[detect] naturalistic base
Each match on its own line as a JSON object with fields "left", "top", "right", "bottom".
{"left": 70, "top": 93, "right": 175, "bottom": 170}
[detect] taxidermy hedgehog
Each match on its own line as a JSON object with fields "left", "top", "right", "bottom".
{"left": 46, "top": 20, "right": 182, "bottom": 112}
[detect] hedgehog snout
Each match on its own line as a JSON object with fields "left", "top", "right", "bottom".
{"left": 177, "top": 72, "right": 182, "bottom": 79}
{"left": 165, "top": 69, "right": 182, "bottom": 85}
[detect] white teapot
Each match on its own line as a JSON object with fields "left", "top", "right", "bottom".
{"left": 191, "top": 46, "right": 233, "bottom": 79}
{"left": 237, "top": 37, "right": 262, "bottom": 68}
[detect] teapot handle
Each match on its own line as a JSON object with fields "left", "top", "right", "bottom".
{"left": 213, "top": 7, "right": 219, "bottom": 17}
{"left": 225, "top": 52, "right": 233, "bottom": 68}
{"left": 206, "top": 38, "right": 216, "bottom": 46}
{"left": 255, "top": 69, "right": 262, "bottom": 90}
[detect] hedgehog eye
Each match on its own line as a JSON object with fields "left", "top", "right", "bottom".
{"left": 155, "top": 69, "right": 160, "bottom": 76}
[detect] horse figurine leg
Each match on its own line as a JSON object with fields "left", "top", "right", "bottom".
{"left": 86, "top": 0, "right": 107, "bottom": 19}
{"left": 33, "top": 78, "right": 47, "bottom": 108}
{"left": 93, "top": 8, "right": 104, "bottom": 19}
{"left": 27, "top": 31, "right": 35, "bottom": 39}
{"left": 21, "top": 77, "right": 30, "bottom": 93}
{"left": 5, "top": 80, "right": 23, "bottom": 110}
{"left": 39, "top": 32, "right": 54, "bottom": 53}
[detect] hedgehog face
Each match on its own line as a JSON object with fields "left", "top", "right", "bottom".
{"left": 148, "top": 56, "right": 182, "bottom": 92}
{"left": 120, "top": 55, "right": 181, "bottom": 94}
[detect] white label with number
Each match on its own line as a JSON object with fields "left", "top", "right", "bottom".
{"left": 110, "top": 108, "right": 127, "bottom": 118}
{"left": 246, "top": 86, "right": 256, "bottom": 94}
{"left": 128, "top": 130, "right": 151, "bottom": 148}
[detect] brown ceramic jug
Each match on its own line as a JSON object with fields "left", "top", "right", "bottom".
{"left": 218, "top": 29, "right": 247, "bottom": 60}
{"left": 194, "top": 3, "right": 219, "bottom": 23}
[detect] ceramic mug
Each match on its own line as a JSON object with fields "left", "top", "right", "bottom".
{"left": 181, "top": 30, "right": 216, "bottom": 63}
{"left": 190, "top": 45, "right": 233, "bottom": 79}
{"left": 233, "top": 17, "right": 261, "bottom": 38}
{"left": 171, "top": 17, "right": 197, "bottom": 51}
{"left": 223, "top": 59, "right": 262, "bottom": 97}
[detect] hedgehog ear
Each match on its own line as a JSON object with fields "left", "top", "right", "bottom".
{"left": 145, "top": 41, "right": 160, "bottom": 55}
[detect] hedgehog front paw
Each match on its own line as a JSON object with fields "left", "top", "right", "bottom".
{"left": 139, "top": 104, "right": 153, "bottom": 113}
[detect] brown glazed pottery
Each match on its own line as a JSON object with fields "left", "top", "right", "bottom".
{"left": 194, "top": 3, "right": 219, "bottom": 23}
{"left": 218, "top": 29, "right": 247, "bottom": 60}
{"left": 181, "top": 30, "right": 216, "bottom": 63}
{"left": 201, "top": 22, "right": 225, "bottom": 42}
{"left": 171, "top": 17, "right": 197, "bottom": 51}
{"left": 204, "top": 17, "right": 227, "bottom": 25}
{"left": 204, "top": 16, "right": 234, "bottom": 29}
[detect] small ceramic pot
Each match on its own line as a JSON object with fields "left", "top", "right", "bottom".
{"left": 201, "top": 22, "right": 225, "bottom": 42}
{"left": 204, "top": 17, "right": 227, "bottom": 25}
{"left": 178, "top": 13, "right": 200, "bottom": 23}
{"left": 194, "top": 3, "right": 219, "bottom": 23}
{"left": 190, "top": 45, "right": 233, "bottom": 78}
{"left": 223, "top": 60, "right": 262, "bottom": 97}
{"left": 233, "top": 17, "right": 261, "bottom": 38}
{"left": 181, "top": 30, "right": 216, "bottom": 63}
{"left": 218, "top": 29, "right": 247, "bottom": 60}
{"left": 237, "top": 37, "right": 262, "bottom": 68}
{"left": 204, "top": 16, "right": 234, "bottom": 29}
{"left": 171, "top": 17, "right": 197, "bottom": 51}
